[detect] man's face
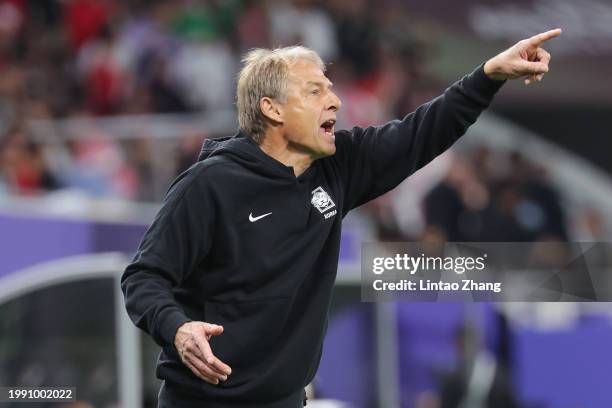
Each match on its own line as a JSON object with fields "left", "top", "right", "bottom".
{"left": 280, "top": 60, "right": 342, "bottom": 158}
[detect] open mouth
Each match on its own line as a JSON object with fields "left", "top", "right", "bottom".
{"left": 320, "top": 119, "right": 336, "bottom": 137}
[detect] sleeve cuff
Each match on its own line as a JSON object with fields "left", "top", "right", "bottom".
{"left": 464, "top": 63, "right": 507, "bottom": 99}
{"left": 157, "top": 308, "right": 191, "bottom": 347}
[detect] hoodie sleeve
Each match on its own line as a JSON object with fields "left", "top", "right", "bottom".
{"left": 120, "top": 165, "right": 215, "bottom": 348}
{"left": 336, "top": 64, "right": 505, "bottom": 213}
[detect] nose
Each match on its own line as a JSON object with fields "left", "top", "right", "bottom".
{"left": 327, "top": 90, "right": 342, "bottom": 112}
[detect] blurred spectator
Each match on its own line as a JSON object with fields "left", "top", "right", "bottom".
{"left": 269, "top": 0, "right": 338, "bottom": 61}
{"left": 63, "top": 0, "right": 114, "bottom": 50}
{"left": 423, "top": 155, "right": 489, "bottom": 241}
{"left": 235, "top": 0, "right": 270, "bottom": 51}
{"left": 77, "top": 25, "right": 127, "bottom": 114}
{"left": 146, "top": 54, "right": 192, "bottom": 113}
{"left": 423, "top": 150, "right": 567, "bottom": 242}
{"left": 0, "top": 128, "right": 61, "bottom": 194}
{"left": 62, "top": 135, "right": 139, "bottom": 198}
{"left": 328, "top": 0, "right": 379, "bottom": 77}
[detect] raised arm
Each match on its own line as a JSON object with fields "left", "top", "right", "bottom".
{"left": 337, "top": 28, "right": 562, "bottom": 212}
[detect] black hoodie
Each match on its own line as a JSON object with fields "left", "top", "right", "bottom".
{"left": 121, "top": 65, "right": 504, "bottom": 407}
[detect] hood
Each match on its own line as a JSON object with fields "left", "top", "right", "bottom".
{"left": 197, "top": 131, "right": 300, "bottom": 180}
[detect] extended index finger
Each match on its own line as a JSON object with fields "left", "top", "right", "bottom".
{"left": 528, "top": 28, "right": 562, "bottom": 46}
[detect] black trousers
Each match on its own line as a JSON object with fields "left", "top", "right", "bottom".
{"left": 157, "top": 381, "right": 307, "bottom": 408}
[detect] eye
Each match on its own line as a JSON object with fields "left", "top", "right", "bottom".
{"left": 310, "top": 89, "right": 320, "bottom": 95}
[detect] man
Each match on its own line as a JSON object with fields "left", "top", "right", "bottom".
{"left": 121, "top": 28, "right": 561, "bottom": 407}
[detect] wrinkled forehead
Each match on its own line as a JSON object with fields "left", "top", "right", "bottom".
{"left": 286, "top": 59, "right": 330, "bottom": 88}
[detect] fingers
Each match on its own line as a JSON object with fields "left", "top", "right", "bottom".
{"left": 183, "top": 350, "right": 228, "bottom": 384}
{"left": 176, "top": 321, "right": 233, "bottom": 384}
{"left": 182, "top": 354, "right": 222, "bottom": 385}
{"left": 528, "top": 28, "right": 562, "bottom": 46}
{"left": 537, "top": 48, "right": 551, "bottom": 65}
{"left": 180, "top": 336, "right": 232, "bottom": 383}
{"left": 535, "top": 48, "right": 551, "bottom": 82}
{"left": 491, "top": 28, "right": 559, "bottom": 84}
{"left": 520, "top": 60, "right": 548, "bottom": 75}
{"left": 194, "top": 336, "right": 233, "bottom": 376}
{"left": 203, "top": 322, "right": 224, "bottom": 337}
{"left": 192, "top": 324, "right": 232, "bottom": 374}
{"left": 524, "top": 48, "right": 551, "bottom": 85}
{"left": 195, "top": 327, "right": 217, "bottom": 364}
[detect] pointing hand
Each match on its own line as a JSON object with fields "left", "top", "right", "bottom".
{"left": 484, "top": 28, "right": 562, "bottom": 85}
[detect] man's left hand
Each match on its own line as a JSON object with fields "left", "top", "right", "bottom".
{"left": 484, "top": 28, "right": 562, "bottom": 85}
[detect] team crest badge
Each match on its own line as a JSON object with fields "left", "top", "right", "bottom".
{"left": 311, "top": 186, "right": 335, "bottom": 213}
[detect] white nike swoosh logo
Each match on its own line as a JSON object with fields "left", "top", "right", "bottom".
{"left": 249, "top": 212, "right": 272, "bottom": 222}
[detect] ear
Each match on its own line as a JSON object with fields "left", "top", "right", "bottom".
{"left": 260, "top": 97, "right": 284, "bottom": 124}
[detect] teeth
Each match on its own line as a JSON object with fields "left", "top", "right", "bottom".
{"left": 321, "top": 119, "right": 335, "bottom": 135}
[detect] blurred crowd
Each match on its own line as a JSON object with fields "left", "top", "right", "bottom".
{"left": 366, "top": 148, "right": 570, "bottom": 243}
{"left": 0, "top": 0, "right": 590, "bottom": 241}
{"left": 0, "top": 0, "right": 431, "bottom": 197}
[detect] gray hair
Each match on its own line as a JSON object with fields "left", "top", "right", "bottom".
{"left": 236, "top": 46, "right": 326, "bottom": 143}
